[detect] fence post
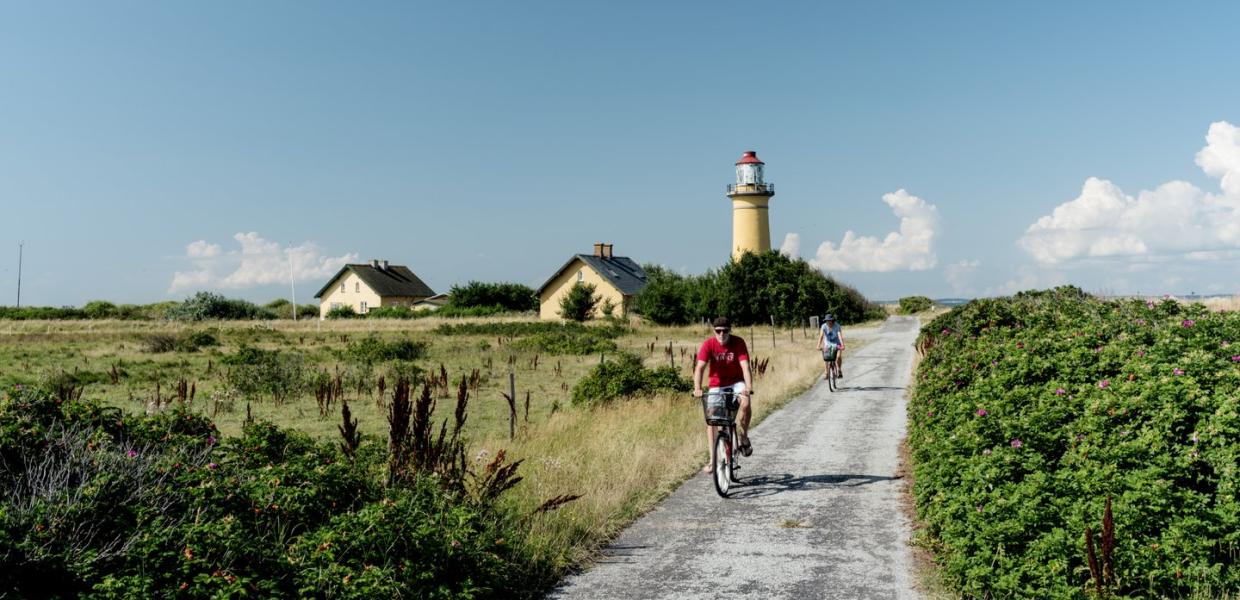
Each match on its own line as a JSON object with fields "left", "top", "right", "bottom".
{"left": 508, "top": 372, "right": 516, "bottom": 440}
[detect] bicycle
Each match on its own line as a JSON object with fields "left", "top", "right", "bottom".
{"left": 822, "top": 344, "right": 840, "bottom": 392}
{"left": 701, "top": 388, "right": 746, "bottom": 497}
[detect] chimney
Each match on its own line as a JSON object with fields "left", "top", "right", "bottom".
{"left": 593, "top": 243, "right": 604, "bottom": 257}
{"left": 370, "top": 259, "right": 380, "bottom": 268}
{"left": 381, "top": 260, "right": 389, "bottom": 270}
{"left": 603, "top": 244, "right": 614, "bottom": 259}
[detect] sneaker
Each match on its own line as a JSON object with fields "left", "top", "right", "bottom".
{"left": 739, "top": 436, "right": 753, "bottom": 457}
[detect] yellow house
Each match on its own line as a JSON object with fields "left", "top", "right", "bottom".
{"left": 536, "top": 243, "right": 648, "bottom": 320}
{"left": 314, "top": 260, "right": 435, "bottom": 319}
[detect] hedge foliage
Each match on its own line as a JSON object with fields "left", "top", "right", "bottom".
{"left": 571, "top": 353, "right": 691, "bottom": 405}
{"left": 898, "top": 295, "right": 934, "bottom": 315}
{"left": 447, "top": 281, "right": 537, "bottom": 312}
{"left": 0, "top": 386, "right": 548, "bottom": 598}
{"left": 910, "top": 287, "right": 1240, "bottom": 598}
{"left": 632, "top": 252, "right": 883, "bottom": 326}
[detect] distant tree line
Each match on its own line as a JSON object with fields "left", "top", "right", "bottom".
{"left": 631, "top": 251, "right": 884, "bottom": 326}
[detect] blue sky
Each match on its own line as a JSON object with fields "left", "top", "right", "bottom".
{"left": 3, "top": 1, "right": 1240, "bottom": 306}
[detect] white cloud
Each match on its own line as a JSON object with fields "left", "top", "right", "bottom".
{"left": 811, "top": 189, "right": 939, "bottom": 272}
{"left": 944, "top": 259, "right": 980, "bottom": 295}
{"left": 170, "top": 232, "right": 357, "bottom": 293}
{"left": 186, "top": 240, "right": 221, "bottom": 258}
{"left": 779, "top": 233, "right": 801, "bottom": 258}
{"left": 1019, "top": 121, "right": 1240, "bottom": 267}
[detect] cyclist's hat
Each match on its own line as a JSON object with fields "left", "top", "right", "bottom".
{"left": 712, "top": 316, "right": 731, "bottom": 329}
{"left": 824, "top": 313, "right": 835, "bottom": 322}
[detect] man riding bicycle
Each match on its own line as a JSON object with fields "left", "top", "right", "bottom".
{"left": 816, "top": 313, "right": 845, "bottom": 380}
{"left": 693, "top": 316, "right": 754, "bottom": 473}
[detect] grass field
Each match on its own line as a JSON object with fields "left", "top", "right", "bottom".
{"left": 0, "top": 314, "right": 867, "bottom": 576}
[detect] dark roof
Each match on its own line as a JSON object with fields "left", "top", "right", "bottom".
{"left": 536, "top": 255, "right": 648, "bottom": 296}
{"left": 314, "top": 264, "right": 436, "bottom": 299}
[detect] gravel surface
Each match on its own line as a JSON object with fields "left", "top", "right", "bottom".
{"left": 550, "top": 316, "right": 922, "bottom": 600}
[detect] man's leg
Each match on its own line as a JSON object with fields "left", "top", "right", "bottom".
{"left": 703, "top": 424, "right": 715, "bottom": 473}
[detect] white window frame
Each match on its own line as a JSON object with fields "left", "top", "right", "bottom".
{"left": 360, "top": 301, "right": 368, "bottom": 314}
{"left": 577, "top": 271, "right": 584, "bottom": 283}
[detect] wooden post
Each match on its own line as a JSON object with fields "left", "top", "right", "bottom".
{"left": 770, "top": 315, "right": 776, "bottom": 348}
{"left": 508, "top": 372, "right": 516, "bottom": 440}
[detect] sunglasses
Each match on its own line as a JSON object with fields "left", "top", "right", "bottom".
{"left": 714, "top": 328, "right": 730, "bottom": 333}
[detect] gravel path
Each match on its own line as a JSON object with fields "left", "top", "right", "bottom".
{"left": 550, "top": 316, "right": 922, "bottom": 600}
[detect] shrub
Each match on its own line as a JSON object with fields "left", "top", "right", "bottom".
{"left": 559, "top": 282, "right": 599, "bottom": 322}
{"left": 909, "top": 287, "right": 1240, "bottom": 598}
{"left": 220, "top": 346, "right": 306, "bottom": 404}
{"left": 82, "top": 300, "right": 118, "bottom": 319}
{"left": 364, "top": 305, "right": 418, "bottom": 319}
{"left": 340, "top": 338, "right": 428, "bottom": 365}
{"left": 448, "top": 281, "right": 537, "bottom": 312}
{"left": 326, "top": 305, "right": 359, "bottom": 319}
{"left": 139, "top": 330, "right": 218, "bottom": 353}
{"left": 897, "top": 295, "right": 933, "bottom": 314}
{"left": 571, "top": 353, "right": 691, "bottom": 405}
{"left": 166, "top": 292, "right": 276, "bottom": 321}
{"left": 0, "top": 306, "right": 87, "bottom": 320}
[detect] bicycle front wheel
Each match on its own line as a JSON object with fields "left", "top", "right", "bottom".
{"left": 713, "top": 430, "right": 732, "bottom": 497}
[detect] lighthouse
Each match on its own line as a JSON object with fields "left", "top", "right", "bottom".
{"left": 726, "top": 150, "right": 775, "bottom": 260}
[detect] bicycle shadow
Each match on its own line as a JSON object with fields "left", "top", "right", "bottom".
{"left": 835, "top": 385, "right": 905, "bottom": 392}
{"left": 727, "top": 472, "right": 899, "bottom": 500}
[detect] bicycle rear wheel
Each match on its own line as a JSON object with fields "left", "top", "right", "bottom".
{"left": 713, "top": 430, "right": 732, "bottom": 497}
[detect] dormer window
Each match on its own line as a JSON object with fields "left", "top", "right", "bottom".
{"left": 355, "top": 282, "right": 360, "bottom": 293}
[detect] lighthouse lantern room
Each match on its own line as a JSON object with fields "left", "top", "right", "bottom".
{"left": 725, "top": 150, "right": 776, "bottom": 260}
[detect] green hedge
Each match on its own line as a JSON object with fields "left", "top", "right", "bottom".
{"left": 910, "top": 287, "right": 1240, "bottom": 598}
{"left": 571, "top": 353, "right": 691, "bottom": 405}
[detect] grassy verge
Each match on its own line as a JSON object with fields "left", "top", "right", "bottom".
{"left": 0, "top": 315, "right": 873, "bottom": 583}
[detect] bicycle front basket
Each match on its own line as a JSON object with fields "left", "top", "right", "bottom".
{"left": 702, "top": 393, "right": 734, "bottom": 425}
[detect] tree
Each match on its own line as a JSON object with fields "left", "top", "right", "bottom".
{"left": 447, "top": 281, "right": 537, "bottom": 312}
{"left": 558, "top": 282, "right": 599, "bottom": 322}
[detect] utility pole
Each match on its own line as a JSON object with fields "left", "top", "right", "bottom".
{"left": 16, "top": 241, "right": 23, "bottom": 308}
{"left": 288, "top": 243, "right": 297, "bottom": 321}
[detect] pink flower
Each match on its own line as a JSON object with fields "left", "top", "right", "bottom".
{"left": 126, "top": 450, "right": 138, "bottom": 458}
{"left": 1231, "top": 355, "right": 1240, "bottom": 363}
{"left": 1173, "top": 368, "right": 1184, "bottom": 376}
{"left": 1182, "top": 319, "right": 1196, "bottom": 327}
{"left": 207, "top": 463, "right": 219, "bottom": 470}
{"left": 1135, "top": 318, "right": 1146, "bottom": 325}
{"left": 1098, "top": 380, "right": 1110, "bottom": 389}
{"left": 1137, "top": 350, "right": 1146, "bottom": 357}
{"left": 1146, "top": 301, "right": 1156, "bottom": 309}
{"left": 207, "top": 435, "right": 217, "bottom": 446}
{"left": 1055, "top": 388, "right": 1067, "bottom": 396}
{"left": 976, "top": 408, "right": 988, "bottom": 416}
{"left": 14, "top": 384, "right": 22, "bottom": 390}
{"left": 941, "top": 328, "right": 952, "bottom": 334}
{"left": 1010, "top": 439, "right": 1023, "bottom": 448}
{"left": 927, "top": 410, "right": 934, "bottom": 417}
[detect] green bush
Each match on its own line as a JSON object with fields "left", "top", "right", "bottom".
{"left": 559, "top": 282, "right": 599, "bottom": 322}
{"left": 633, "top": 252, "right": 883, "bottom": 326}
{"left": 166, "top": 292, "right": 276, "bottom": 321}
{"left": 219, "top": 346, "right": 306, "bottom": 404}
{"left": 0, "top": 386, "right": 547, "bottom": 597}
{"left": 340, "top": 337, "right": 428, "bottom": 365}
{"left": 897, "top": 295, "right": 933, "bottom": 314}
{"left": 571, "top": 353, "right": 691, "bottom": 405}
{"left": 326, "top": 305, "right": 359, "bottom": 319}
{"left": 0, "top": 305, "right": 87, "bottom": 320}
{"left": 909, "top": 287, "right": 1240, "bottom": 598}
{"left": 82, "top": 300, "right": 118, "bottom": 319}
{"left": 448, "top": 281, "right": 537, "bottom": 312}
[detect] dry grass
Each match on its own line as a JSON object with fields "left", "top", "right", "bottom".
{"left": 0, "top": 314, "right": 872, "bottom": 575}
{"left": 1201, "top": 295, "right": 1240, "bottom": 312}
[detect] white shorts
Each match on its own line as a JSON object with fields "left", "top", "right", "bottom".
{"left": 708, "top": 382, "right": 748, "bottom": 397}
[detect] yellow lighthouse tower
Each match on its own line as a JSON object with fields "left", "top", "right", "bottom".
{"left": 727, "top": 150, "right": 775, "bottom": 260}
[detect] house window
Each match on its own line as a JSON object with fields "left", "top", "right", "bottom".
{"left": 576, "top": 271, "right": 584, "bottom": 283}
{"left": 340, "top": 283, "right": 345, "bottom": 293}
{"left": 360, "top": 301, "right": 368, "bottom": 314}
{"left": 355, "top": 282, "right": 360, "bottom": 293}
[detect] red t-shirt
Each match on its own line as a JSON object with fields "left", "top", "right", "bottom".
{"left": 697, "top": 336, "right": 749, "bottom": 387}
